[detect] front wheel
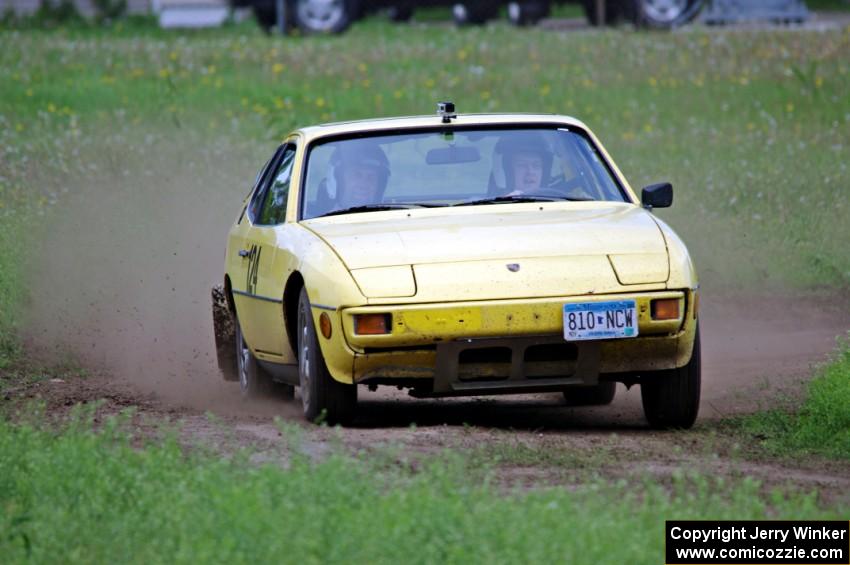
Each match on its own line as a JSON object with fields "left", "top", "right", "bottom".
{"left": 640, "top": 325, "right": 701, "bottom": 429}
{"left": 297, "top": 288, "right": 357, "bottom": 425}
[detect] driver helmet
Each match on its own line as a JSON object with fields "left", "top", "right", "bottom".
{"left": 493, "top": 132, "right": 553, "bottom": 191}
{"left": 327, "top": 141, "right": 391, "bottom": 200}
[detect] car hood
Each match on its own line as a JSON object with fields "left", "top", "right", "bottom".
{"left": 303, "top": 202, "right": 670, "bottom": 300}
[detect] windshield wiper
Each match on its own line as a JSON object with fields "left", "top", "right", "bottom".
{"left": 316, "top": 204, "right": 418, "bottom": 218}
{"left": 453, "top": 195, "right": 592, "bottom": 207}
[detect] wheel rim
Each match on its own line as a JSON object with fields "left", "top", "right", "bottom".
{"left": 298, "top": 303, "right": 312, "bottom": 411}
{"left": 237, "top": 327, "right": 250, "bottom": 394}
{"left": 452, "top": 4, "right": 467, "bottom": 22}
{"left": 508, "top": 2, "right": 520, "bottom": 23}
{"left": 641, "top": 0, "right": 688, "bottom": 23}
{"left": 296, "top": 0, "right": 345, "bottom": 31}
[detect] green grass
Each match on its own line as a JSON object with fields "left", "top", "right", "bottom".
{"left": 0, "top": 407, "right": 845, "bottom": 564}
{"left": 0, "top": 213, "right": 26, "bottom": 368}
{"left": 743, "top": 336, "right": 850, "bottom": 460}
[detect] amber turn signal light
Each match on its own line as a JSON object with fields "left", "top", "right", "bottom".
{"left": 354, "top": 313, "right": 391, "bottom": 335}
{"left": 319, "top": 312, "right": 332, "bottom": 339}
{"left": 651, "top": 299, "right": 680, "bottom": 320}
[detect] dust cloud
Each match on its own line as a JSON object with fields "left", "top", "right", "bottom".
{"left": 22, "top": 128, "right": 276, "bottom": 413}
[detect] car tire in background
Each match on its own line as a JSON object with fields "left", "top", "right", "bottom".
{"left": 563, "top": 381, "right": 617, "bottom": 406}
{"left": 297, "top": 288, "right": 357, "bottom": 425}
{"left": 294, "top": 0, "right": 358, "bottom": 34}
{"left": 452, "top": 2, "right": 499, "bottom": 26}
{"left": 507, "top": 1, "right": 550, "bottom": 26}
{"left": 640, "top": 325, "right": 701, "bottom": 429}
{"left": 386, "top": 3, "right": 413, "bottom": 22}
{"left": 622, "top": 0, "right": 703, "bottom": 29}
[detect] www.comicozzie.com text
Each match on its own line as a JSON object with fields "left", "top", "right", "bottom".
{"left": 670, "top": 525, "right": 848, "bottom": 544}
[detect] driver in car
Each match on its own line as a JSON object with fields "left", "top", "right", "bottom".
{"left": 496, "top": 134, "right": 551, "bottom": 196}
{"left": 507, "top": 149, "right": 546, "bottom": 195}
{"left": 329, "top": 143, "right": 391, "bottom": 210}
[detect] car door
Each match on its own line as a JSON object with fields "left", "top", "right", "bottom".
{"left": 234, "top": 142, "right": 299, "bottom": 363}
{"left": 228, "top": 149, "right": 282, "bottom": 295}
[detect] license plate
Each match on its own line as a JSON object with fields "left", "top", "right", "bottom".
{"left": 563, "top": 300, "right": 638, "bottom": 341}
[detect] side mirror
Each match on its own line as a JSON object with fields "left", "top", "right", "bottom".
{"left": 641, "top": 182, "right": 673, "bottom": 209}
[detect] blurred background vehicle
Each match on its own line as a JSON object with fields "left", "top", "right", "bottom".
{"left": 232, "top": 0, "right": 810, "bottom": 34}
{"left": 0, "top": 0, "right": 813, "bottom": 30}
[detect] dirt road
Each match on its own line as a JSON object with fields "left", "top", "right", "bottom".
{"left": 12, "top": 289, "right": 849, "bottom": 501}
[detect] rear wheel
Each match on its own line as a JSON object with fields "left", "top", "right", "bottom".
{"left": 236, "top": 321, "right": 274, "bottom": 398}
{"left": 297, "top": 288, "right": 357, "bottom": 425}
{"left": 563, "top": 382, "right": 616, "bottom": 406}
{"left": 212, "top": 284, "right": 238, "bottom": 382}
{"left": 640, "top": 325, "right": 701, "bottom": 429}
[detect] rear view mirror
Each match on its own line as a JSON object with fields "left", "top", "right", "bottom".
{"left": 426, "top": 146, "right": 481, "bottom": 165}
{"left": 641, "top": 182, "right": 673, "bottom": 209}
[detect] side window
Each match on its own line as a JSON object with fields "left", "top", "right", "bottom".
{"left": 248, "top": 145, "right": 285, "bottom": 222}
{"left": 257, "top": 145, "right": 296, "bottom": 226}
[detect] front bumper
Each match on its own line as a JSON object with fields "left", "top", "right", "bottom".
{"left": 318, "top": 290, "right": 698, "bottom": 391}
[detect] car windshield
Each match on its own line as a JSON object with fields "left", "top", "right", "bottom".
{"left": 300, "top": 127, "right": 628, "bottom": 220}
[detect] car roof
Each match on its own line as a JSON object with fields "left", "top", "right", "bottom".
{"left": 292, "top": 113, "right": 591, "bottom": 143}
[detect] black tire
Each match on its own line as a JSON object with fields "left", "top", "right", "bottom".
{"left": 252, "top": 4, "right": 277, "bottom": 31}
{"left": 640, "top": 325, "right": 701, "bottom": 429}
{"left": 293, "top": 0, "right": 356, "bottom": 34}
{"left": 452, "top": 2, "right": 498, "bottom": 26}
{"left": 507, "top": 1, "right": 550, "bottom": 26}
{"left": 235, "top": 321, "right": 274, "bottom": 399}
{"left": 582, "top": 0, "right": 621, "bottom": 26}
{"left": 623, "top": 0, "right": 702, "bottom": 29}
{"left": 297, "top": 288, "right": 357, "bottom": 425}
{"left": 212, "top": 284, "right": 238, "bottom": 382}
{"left": 563, "top": 381, "right": 616, "bottom": 406}
{"left": 387, "top": 4, "right": 413, "bottom": 22}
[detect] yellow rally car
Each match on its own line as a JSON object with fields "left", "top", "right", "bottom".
{"left": 212, "top": 103, "right": 700, "bottom": 428}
